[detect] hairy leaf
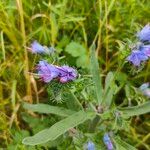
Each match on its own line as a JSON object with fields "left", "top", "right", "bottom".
{"left": 23, "top": 103, "right": 76, "bottom": 117}
{"left": 90, "top": 44, "right": 103, "bottom": 104}
{"left": 114, "top": 136, "right": 137, "bottom": 150}
{"left": 22, "top": 111, "right": 95, "bottom": 145}
{"left": 65, "top": 42, "right": 86, "bottom": 57}
{"left": 119, "top": 101, "right": 150, "bottom": 117}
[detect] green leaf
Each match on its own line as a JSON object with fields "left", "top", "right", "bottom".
{"left": 103, "top": 72, "right": 123, "bottom": 107}
{"left": 103, "top": 72, "right": 114, "bottom": 106}
{"left": 65, "top": 42, "right": 86, "bottom": 57}
{"left": 23, "top": 103, "right": 76, "bottom": 117}
{"left": 90, "top": 44, "right": 103, "bottom": 104}
{"left": 57, "top": 35, "right": 69, "bottom": 49}
{"left": 76, "top": 54, "right": 88, "bottom": 68}
{"left": 118, "top": 101, "right": 150, "bottom": 117}
{"left": 63, "top": 91, "right": 83, "bottom": 111}
{"left": 22, "top": 113, "right": 51, "bottom": 134}
{"left": 104, "top": 72, "right": 114, "bottom": 93}
{"left": 104, "top": 84, "right": 121, "bottom": 107}
{"left": 22, "top": 111, "right": 95, "bottom": 145}
{"left": 115, "top": 72, "right": 127, "bottom": 83}
{"left": 114, "top": 136, "right": 137, "bottom": 150}
{"left": 103, "top": 88, "right": 114, "bottom": 107}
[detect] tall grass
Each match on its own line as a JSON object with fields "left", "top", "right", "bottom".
{"left": 0, "top": 0, "right": 149, "bottom": 148}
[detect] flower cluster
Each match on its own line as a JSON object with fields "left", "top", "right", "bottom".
{"left": 127, "top": 24, "right": 150, "bottom": 66}
{"left": 28, "top": 41, "right": 78, "bottom": 83}
{"left": 103, "top": 133, "right": 114, "bottom": 150}
{"left": 84, "top": 133, "right": 114, "bottom": 150}
{"left": 37, "top": 61, "right": 77, "bottom": 83}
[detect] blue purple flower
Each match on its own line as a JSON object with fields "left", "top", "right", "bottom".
{"left": 87, "top": 141, "right": 95, "bottom": 150}
{"left": 137, "top": 24, "right": 150, "bottom": 42}
{"left": 30, "top": 41, "right": 54, "bottom": 54}
{"left": 103, "top": 133, "right": 113, "bottom": 150}
{"left": 37, "top": 61, "right": 77, "bottom": 83}
{"left": 139, "top": 45, "right": 150, "bottom": 57}
{"left": 31, "top": 41, "right": 45, "bottom": 54}
{"left": 57, "top": 65, "right": 77, "bottom": 83}
{"left": 127, "top": 50, "right": 148, "bottom": 66}
{"left": 37, "top": 61, "right": 59, "bottom": 83}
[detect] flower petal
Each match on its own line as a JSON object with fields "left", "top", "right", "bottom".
{"left": 137, "top": 24, "right": 150, "bottom": 42}
{"left": 127, "top": 50, "right": 148, "bottom": 66}
{"left": 31, "top": 41, "right": 45, "bottom": 54}
{"left": 37, "top": 61, "right": 59, "bottom": 82}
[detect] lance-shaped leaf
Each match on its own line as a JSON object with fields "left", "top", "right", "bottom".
{"left": 23, "top": 103, "right": 76, "bottom": 117}
{"left": 22, "top": 111, "right": 96, "bottom": 145}
{"left": 118, "top": 101, "right": 150, "bottom": 118}
{"left": 90, "top": 44, "right": 103, "bottom": 104}
{"left": 104, "top": 72, "right": 114, "bottom": 93}
{"left": 114, "top": 136, "right": 137, "bottom": 150}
